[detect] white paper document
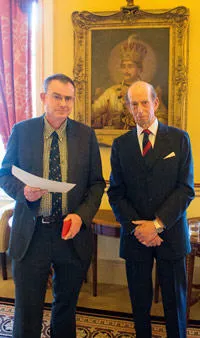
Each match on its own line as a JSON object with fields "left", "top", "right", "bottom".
{"left": 12, "top": 165, "right": 76, "bottom": 193}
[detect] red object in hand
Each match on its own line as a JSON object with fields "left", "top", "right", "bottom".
{"left": 62, "top": 219, "right": 71, "bottom": 238}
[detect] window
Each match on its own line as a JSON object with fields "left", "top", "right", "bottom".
{"left": 0, "top": 2, "right": 37, "bottom": 164}
{"left": 0, "top": 0, "right": 53, "bottom": 201}
{"left": 0, "top": 2, "right": 38, "bottom": 200}
{"left": 31, "top": 1, "right": 38, "bottom": 117}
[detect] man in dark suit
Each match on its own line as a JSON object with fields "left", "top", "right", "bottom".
{"left": 107, "top": 81, "right": 194, "bottom": 338}
{"left": 0, "top": 74, "right": 105, "bottom": 338}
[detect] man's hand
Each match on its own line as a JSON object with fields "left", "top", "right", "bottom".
{"left": 24, "top": 185, "right": 48, "bottom": 201}
{"left": 62, "top": 214, "right": 82, "bottom": 240}
{"left": 132, "top": 220, "right": 163, "bottom": 247}
{"left": 144, "top": 234, "right": 163, "bottom": 247}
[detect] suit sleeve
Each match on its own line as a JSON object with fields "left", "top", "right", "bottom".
{"left": 0, "top": 125, "right": 26, "bottom": 203}
{"left": 156, "top": 131, "right": 194, "bottom": 229}
{"left": 107, "top": 138, "right": 140, "bottom": 233}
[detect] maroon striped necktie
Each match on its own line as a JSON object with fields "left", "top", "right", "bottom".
{"left": 142, "top": 129, "right": 152, "bottom": 156}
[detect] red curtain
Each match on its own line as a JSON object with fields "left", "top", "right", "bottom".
{"left": 0, "top": 0, "right": 35, "bottom": 147}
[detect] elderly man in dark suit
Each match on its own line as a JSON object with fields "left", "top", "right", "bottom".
{"left": 0, "top": 74, "right": 105, "bottom": 338}
{"left": 107, "top": 81, "right": 194, "bottom": 338}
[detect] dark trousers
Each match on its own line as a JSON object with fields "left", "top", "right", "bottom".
{"left": 12, "top": 219, "right": 90, "bottom": 338}
{"left": 126, "top": 254, "right": 187, "bottom": 338}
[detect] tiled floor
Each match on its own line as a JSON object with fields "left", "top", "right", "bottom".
{"left": 0, "top": 260, "right": 200, "bottom": 321}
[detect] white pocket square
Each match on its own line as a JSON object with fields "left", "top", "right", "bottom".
{"left": 163, "top": 152, "right": 176, "bottom": 159}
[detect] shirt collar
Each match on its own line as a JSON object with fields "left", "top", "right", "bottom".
{"left": 137, "top": 118, "right": 158, "bottom": 137}
{"left": 44, "top": 117, "right": 67, "bottom": 141}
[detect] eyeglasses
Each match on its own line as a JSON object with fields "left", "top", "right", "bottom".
{"left": 47, "top": 93, "right": 75, "bottom": 104}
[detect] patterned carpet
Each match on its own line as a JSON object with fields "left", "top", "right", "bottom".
{"left": 0, "top": 299, "right": 200, "bottom": 337}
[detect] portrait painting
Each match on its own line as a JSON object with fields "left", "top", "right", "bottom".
{"left": 72, "top": 6, "right": 189, "bottom": 146}
{"left": 91, "top": 28, "right": 169, "bottom": 132}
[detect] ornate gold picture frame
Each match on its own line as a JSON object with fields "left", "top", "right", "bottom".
{"left": 72, "top": 5, "right": 189, "bottom": 147}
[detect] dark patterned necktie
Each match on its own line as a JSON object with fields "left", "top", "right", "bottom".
{"left": 142, "top": 129, "right": 152, "bottom": 156}
{"left": 49, "top": 131, "right": 62, "bottom": 216}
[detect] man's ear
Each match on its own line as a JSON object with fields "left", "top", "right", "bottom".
{"left": 154, "top": 97, "right": 160, "bottom": 112}
{"left": 40, "top": 92, "right": 46, "bottom": 103}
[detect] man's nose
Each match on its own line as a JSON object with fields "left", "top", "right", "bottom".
{"left": 137, "top": 102, "right": 143, "bottom": 112}
{"left": 60, "top": 97, "right": 67, "bottom": 106}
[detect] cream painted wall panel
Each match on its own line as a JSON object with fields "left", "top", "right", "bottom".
{"left": 187, "top": 197, "right": 200, "bottom": 218}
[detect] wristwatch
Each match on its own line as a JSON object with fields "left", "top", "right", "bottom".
{"left": 153, "top": 219, "right": 164, "bottom": 234}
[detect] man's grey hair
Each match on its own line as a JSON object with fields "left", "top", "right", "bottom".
{"left": 43, "top": 74, "right": 75, "bottom": 92}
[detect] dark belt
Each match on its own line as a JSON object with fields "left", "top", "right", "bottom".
{"left": 37, "top": 215, "right": 65, "bottom": 224}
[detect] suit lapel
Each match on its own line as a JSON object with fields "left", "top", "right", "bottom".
{"left": 145, "top": 122, "right": 173, "bottom": 170}
{"left": 66, "top": 118, "right": 80, "bottom": 183}
{"left": 30, "top": 115, "right": 44, "bottom": 177}
{"left": 128, "top": 128, "right": 148, "bottom": 173}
